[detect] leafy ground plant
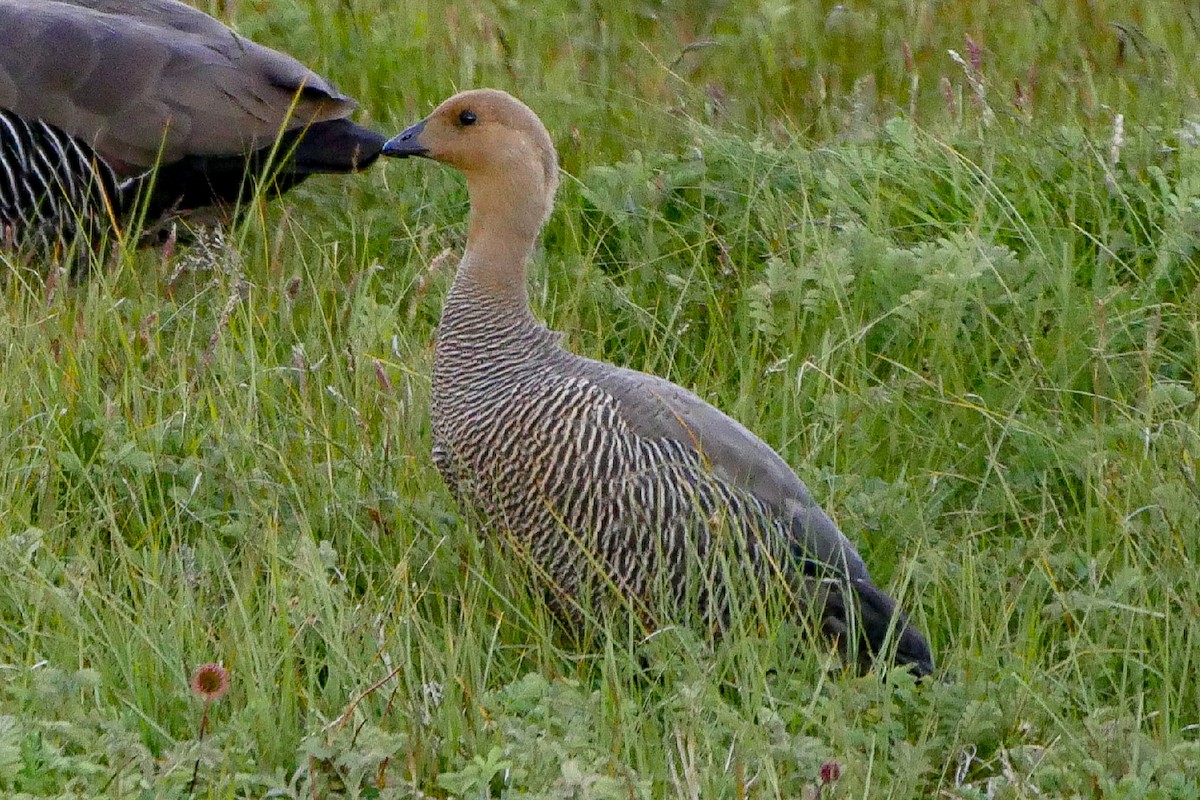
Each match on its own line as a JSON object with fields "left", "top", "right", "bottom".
{"left": 1, "top": 0, "right": 1199, "bottom": 797}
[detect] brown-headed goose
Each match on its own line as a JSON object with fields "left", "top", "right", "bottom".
{"left": 382, "top": 89, "right": 934, "bottom": 676}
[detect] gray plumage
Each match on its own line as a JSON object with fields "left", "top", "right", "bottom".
{"left": 0, "top": 0, "right": 384, "bottom": 256}
{"left": 384, "top": 89, "right": 933, "bottom": 675}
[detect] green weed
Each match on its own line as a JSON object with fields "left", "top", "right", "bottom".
{"left": 2, "top": 0, "right": 1199, "bottom": 796}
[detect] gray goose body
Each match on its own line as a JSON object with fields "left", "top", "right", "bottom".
{"left": 385, "top": 89, "right": 933, "bottom": 675}
{"left": 430, "top": 288, "right": 717, "bottom": 613}
{"left": 432, "top": 286, "right": 812, "bottom": 612}
{"left": 0, "top": 0, "right": 384, "bottom": 256}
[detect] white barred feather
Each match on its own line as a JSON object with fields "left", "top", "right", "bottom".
{"left": 0, "top": 109, "right": 124, "bottom": 255}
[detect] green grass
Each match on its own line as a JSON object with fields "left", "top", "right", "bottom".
{"left": 3, "top": 0, "right": 1200, "bottom": 796}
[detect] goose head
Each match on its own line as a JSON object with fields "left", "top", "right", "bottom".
{"left": 383, "top": 89, "right": 558, "bottom": 235}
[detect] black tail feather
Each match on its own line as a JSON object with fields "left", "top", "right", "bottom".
{"left": 132, "top": 118, "right": 385, "bottom": 223}
{"left": 285, "top": 117, "right": 386, "bottom": 174}
{"left": 818, "top": 577, "right": 934, "bottom": 677}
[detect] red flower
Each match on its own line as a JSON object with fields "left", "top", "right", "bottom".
{"left": 190, "top": 662, "right": 231, "bottom": 703}
{"left": 819, "top": 759, "right": 842, "bottom": 785}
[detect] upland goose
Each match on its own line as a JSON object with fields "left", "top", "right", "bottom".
{"left": 0, "top": 0, "right": 384, "bottom": 258}
{"left": 382, "top": 89, "right": 933, "bottom": 675}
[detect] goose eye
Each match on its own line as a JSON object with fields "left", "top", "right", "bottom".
{"left": 458, "top": 110, "right": 477, "bottom": 126}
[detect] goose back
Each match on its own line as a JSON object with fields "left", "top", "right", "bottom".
{"left": 0, "top": 0, "right": 384, "bottom": 256}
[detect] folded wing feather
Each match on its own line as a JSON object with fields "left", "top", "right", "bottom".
{"left": 572, "top": 357, "right": 873, "bottom": 582}
{"left": 0, "top": 0, "right": 356, "bottom": 173}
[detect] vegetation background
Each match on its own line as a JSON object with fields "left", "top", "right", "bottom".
{"left": 2, "top": 0, "right": 1199, "bottom": 796}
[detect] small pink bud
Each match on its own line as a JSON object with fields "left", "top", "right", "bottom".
{"left": 940, "top": 76, "right": 956, "bottom": 118}
{"left": 190, "top": 662, "right": 231, "bottom": 703}
{"left": 965, "top": 34, "right": 982, "bottom": 76}
{"left": 374, "top": 360, "right": 394, "bottom": 395}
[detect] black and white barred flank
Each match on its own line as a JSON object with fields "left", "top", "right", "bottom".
{"left": 0, "top": 109, "right": 127, "bottom": 255}
{"left": 431, "top": 281, "right": 879, "bottom": 638}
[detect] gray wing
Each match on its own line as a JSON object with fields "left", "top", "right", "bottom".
{"left": 571, "top": 355, "right": 871, "bottom": 582}
{"left": 0, "top": 0, "right": 356, "bottom": 174}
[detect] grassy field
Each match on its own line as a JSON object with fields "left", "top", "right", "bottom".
{"left": 3, "top": 0, "right": 1200, "bottom": 796}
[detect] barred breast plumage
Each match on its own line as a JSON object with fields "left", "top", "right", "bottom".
{"left": 383, "top": 89, "right": 934, "bottom": 675}
{"left": 0, "top": 108, "right": 122, "bottom": 255}
{"left": 0, "top": 0, "right": 385, "bottom": 259}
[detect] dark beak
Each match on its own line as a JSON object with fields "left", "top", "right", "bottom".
{"left": 381, "top": 119, "right": 430, "bottom": 158}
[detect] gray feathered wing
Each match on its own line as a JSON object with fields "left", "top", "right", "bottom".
{"left": 572, "top": 355, "right": 934, "bottom": 674}
{"left": 0, "top": 0, "right": 356, "bottom": 174}
{"left": 572, "top": 356, "right": 871, "bottom": 582}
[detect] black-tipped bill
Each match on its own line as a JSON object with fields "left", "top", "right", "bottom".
{"left": 381, "top": 119, "right": 430, "bottom": 158}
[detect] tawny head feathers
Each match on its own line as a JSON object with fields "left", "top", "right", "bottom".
{"left": 383, "top": 89, "right": 559, "bottom": 224}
